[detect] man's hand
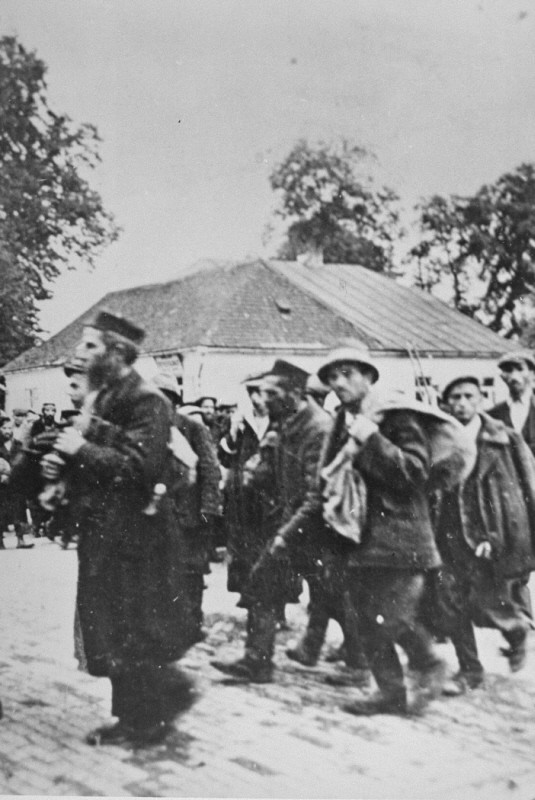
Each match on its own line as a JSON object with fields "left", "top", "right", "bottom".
{"left": 40, "top": 453, "right": 65, "bottom": 481}
{"left": 475, "top": 541, "right": 492, "bottom": 560}
{"left": 54, "top": 427, "right": 86, "bottom": 457}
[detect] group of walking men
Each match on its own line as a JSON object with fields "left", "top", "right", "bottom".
{"left": 3, "top": 307, "right": 535, "bottom": 745}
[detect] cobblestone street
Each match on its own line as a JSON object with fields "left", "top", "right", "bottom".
{"left": 1, "top": 534, "right": 535, "bottom": 798}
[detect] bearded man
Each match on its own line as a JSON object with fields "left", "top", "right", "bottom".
{"left": 46, "top": 311, "right": 188, "bottom": 746}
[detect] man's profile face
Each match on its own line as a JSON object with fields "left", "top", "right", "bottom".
{"left": 12, "top": 412, "right": 26, "bottom": 428}
{"left": 68, "top": 374, "right": 89, "bottom": 410}
{"left": 327, "top": 362, "right": 372, "bottom": 408}
{"left": 446, "top": 382, "right": 482, "bottom": 425}
{"left": 74, "top": 328, "right": 107, "bottom": 371}
{"left": 500, "top": 361, "right": 534, "bottom": 400}
{"left": 261, "top": 375, "right": 294, "bottom": 420}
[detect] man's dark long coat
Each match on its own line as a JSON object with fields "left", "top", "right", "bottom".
{"left": 429, "top": 413, "right": 535, "bottom": 632}
{"left": 219, "top": 417, "right": 267, "bottom": 595}
{"left": 67, "top": 370, "right": 188, "bottom": 677}
{"left": 433, "top": 414, "right": 535, "bottom": 579}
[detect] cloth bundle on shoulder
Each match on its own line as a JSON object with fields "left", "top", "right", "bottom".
{"left": 321, "top": 395, "right": 476, "bottom": 545}
{"left": 321, "top": 436, "right": 367, "bottom": 544}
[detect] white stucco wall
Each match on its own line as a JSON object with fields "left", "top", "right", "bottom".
{"left": 4, "top": 350, "right": 508, "bottom": 418}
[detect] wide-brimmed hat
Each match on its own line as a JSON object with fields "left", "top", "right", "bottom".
{"left": 318, "top": 347, "right": 379, "bottom": 384}
{"left": 153, "top": 372, "right": 181, "bottom": 402}
{"left": 497, "top": 350, "right": 535, "bottom": 372}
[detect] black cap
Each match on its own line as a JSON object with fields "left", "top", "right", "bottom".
{"left": 266, "top": 359, "right": 309, "bottom": 389}
{"left": 90, "top": 311, "right": 145, "bottom": 344}
{"left": 442, "top": 375, "right": 481, "bottom": 403}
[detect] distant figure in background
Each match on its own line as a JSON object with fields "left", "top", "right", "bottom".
{"left": 153, "top": 372, "right": 222, "bottom": 646}
{"left": 218, "top": 377, "right": 272, "bottom": 609}
{"left": 0, "top": 416, "right": 34, "bottom": 549}
{"left": 195, "top": 396, "right": 220, "bottom": 446}
{"left": 31, "top": 403, "right": 59, "bottom": 437}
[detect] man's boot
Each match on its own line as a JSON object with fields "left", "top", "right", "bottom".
{"left": 501, "top": 628, "right": 528, "bottom": 672}
{"left": 16, "top": 525, "right": 34, "bottom": 549}
{"left": 212, "top": 604, "right": 276, "bottom": 683}
{"left": 286, "top": 606, "right": 329, "bottom": 667}
{"left": 343, "top": 688, "right": 408, "bottom": 716}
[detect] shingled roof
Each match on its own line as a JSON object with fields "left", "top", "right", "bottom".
{"left": 4, "top": 258, "right": 512, "bottom": 373}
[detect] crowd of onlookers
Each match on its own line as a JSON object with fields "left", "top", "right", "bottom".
{"left": 2, "top": 309, "right": 535, "bottom": 746}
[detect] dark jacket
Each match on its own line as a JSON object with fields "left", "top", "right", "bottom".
{"left": 173, "top": 412, "right": 221, "bottom": 572}
{"left": 489, "top": 397, "right": 535, "bottom": 456}
{"left": 285, "top": 407, "right": 441, "bottom": 570}
{"left": 274, "top": 402, "right": 332, "bottom": 542}
{"left": 64, "top": 369, "right": 188, "bottom": 676}
{"left": 173, "top": 412, "right": 221, "bottom": 530}
{"left": 433, "top": 413, "right": 535, "bottom": 578}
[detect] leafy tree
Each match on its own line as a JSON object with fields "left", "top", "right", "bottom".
{"left": 0, "top": 36, "right": 119, "bottom": 366}
{"left": 269, "top": 139, "right": 401, "bottom": 272}
{"left": 410, "top": 164, "right": 535, "bottom": 337}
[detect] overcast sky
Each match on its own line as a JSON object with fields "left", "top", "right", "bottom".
{"left": 2, "top": 0, "right": 534, "bottom": 336}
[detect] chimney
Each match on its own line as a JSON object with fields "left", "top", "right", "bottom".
{"left": 296, "top": 244, "right": 324, "bottom": 268}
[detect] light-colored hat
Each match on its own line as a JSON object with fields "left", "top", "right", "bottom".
{"left": 317, "top": 347, "right": 379, "bottom": 384}
{"left": 497, "top": 350, "right": 535, "bottom": 372}
{"left": 152, "top": 372, "right": 181, "bottom": 401}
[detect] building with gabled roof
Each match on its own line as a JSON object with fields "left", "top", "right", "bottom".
{"left": 3, "top": 258, "right": 514, "bottom": 413}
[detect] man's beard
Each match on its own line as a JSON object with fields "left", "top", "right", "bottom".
{"left": 87, "top": 352, "right": 119, "bottom": 390}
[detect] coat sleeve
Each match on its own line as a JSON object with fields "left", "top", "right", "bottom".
{"left": 72, "top": 394, "right": 171, "bottom": 498}
{"left": 355, "top": 410, "right": 430, "bottom": 493}
{"left": 508, "top": 430, "right": 535, "bottom": 549}
{"left": 277, "top": 421, "right": 331, "bottom": 544}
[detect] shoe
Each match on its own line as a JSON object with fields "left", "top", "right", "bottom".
{"left": 86, "top": 720, "right": 171, "bottom": 746}
{"left": 343, "top": 690, "right": 408, "bottom": 716}
{"left": 442, "top": 671, "right": 484, "bottom": 697}
{"left": 16, "top": 542, "right": 34, "bottom": 549}
{"left": 286, "top": 645, "right": 318, "bottom": 667}
{"left": 86, "top": 721, "right": 132, "bottom": 746}
{"left": 211, "top": 657, "right": 273, "bottom": 683}
{"left": 413, "top": 658, "right": 447, "bottom": 700}
{"left": 500, "top": 643, "right": 527, "bottom": 673}
{"left": 324, "top": 668, "right": 372, "bottom": 688}
{"left": 324, "top": 644, "right": 346, "bottom": 664}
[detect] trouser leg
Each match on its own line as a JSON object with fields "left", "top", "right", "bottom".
{"left": 449, "top": 615, "right": 484, "bottom": 677}
{"left": 184, "top": 571, "right": 205, "bottom": 645}
{"left": 110, "top": 663, "right": 166, "bottom": 730}
{"left": 244, "top": 602, "right": 277, "bottom": 668}
{"left": 336, "top": 590, "right": 369, "bottom": 670}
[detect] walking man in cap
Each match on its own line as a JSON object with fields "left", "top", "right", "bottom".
{"left": 44, "top": 311, "right": 189, "bottom": 745}
{"left": 488, "top": 349, "right": 535, "bottom": 668}
{"left": 212, "top": 359, "right": 334, "bottom": 683}
{"left": 302, "top": 346, "right": 446, "bottom": 715}
{"left": 432, "top": 377, "right": 535, "bottom": 691}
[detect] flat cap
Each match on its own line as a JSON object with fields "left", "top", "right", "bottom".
{"left": 266, "top": 359, "right": 309, "bottom": 388}
{"left": 12, "top": 407, "right": 29, "bottom": 416}
{"left": 442, "top": 375, "right": 481, "bottom": 402}
{"left": 317, "top": 347, "right": 379, "bottom": 384}
{"left": 90, "top": 310, "right": 145, "bottom": 344}
{"left": 497, "top": 350, "right": 535, "bottom": 372}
